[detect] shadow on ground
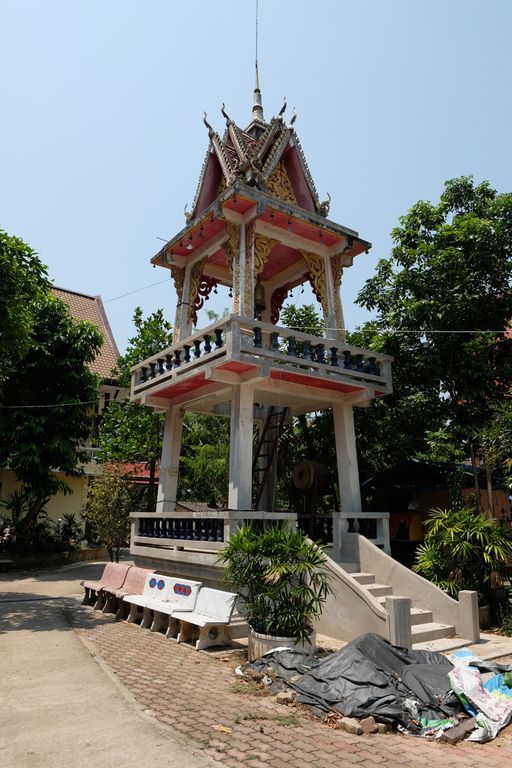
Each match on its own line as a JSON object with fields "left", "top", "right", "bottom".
{"left": 0, "top": 597, "right": 115, "bottom": 634}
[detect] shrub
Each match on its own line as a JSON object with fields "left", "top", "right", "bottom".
{"left": 413, "top": 506, "right": 512, "bottom": 603}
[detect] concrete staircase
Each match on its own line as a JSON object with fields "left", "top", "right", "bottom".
{"left": 350, "top": 570, "right": 456, "bottom": 647}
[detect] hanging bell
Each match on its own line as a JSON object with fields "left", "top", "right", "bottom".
{"left": 254, "top": 278, "right": 266, "bottom": 314}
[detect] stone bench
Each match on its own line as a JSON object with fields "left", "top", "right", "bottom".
{"left": 82, "top": 562, "right": 132, "bottom": 609}
{"left": 123, "top": 574, "right": 201, "bottom": 637}
{"left": 173, "top": 587, "right": 238, "bottom": 651}
{"left": 101, "top": 566, "right": 153, "bottom": 619}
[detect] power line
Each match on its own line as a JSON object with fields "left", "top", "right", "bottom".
{"left": 105, "top": 278, "right": 171, "bottom": 303}
{"left": 0, "top": 400, "right": 99, "bottom": 410}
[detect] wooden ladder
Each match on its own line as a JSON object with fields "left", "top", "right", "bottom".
{"left": 252, "top": 406, "right": 288, "bottom": 510}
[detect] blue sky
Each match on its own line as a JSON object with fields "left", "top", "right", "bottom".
{"left": 2, "top": 1, "right": 511, "bottom": 352}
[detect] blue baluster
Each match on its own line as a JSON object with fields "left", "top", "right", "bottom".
{"left": 183, "top": 344, "right": 191, "bottom": 363}
{"left": 214, "top": 329, "right": 223, "bottom": 349}
{"left": 138, "top": 518, "right": 144, "bottom": 536}
{"left": 149, "top": 362, "right": 156, "bottom": 378}
{"left": 303, "top": 340, "right": 311, "bottom": 361}
{"left": 140, "top": 367, "right": 148, "bottom": 383}
{"left": 193, "top": 339, "right": 201, "bottom": 358}
{"left": 174, "top": 349, "right": 181, "bottom": 367}
{"left": 270, "top": 332, "right": 279, "bottom": 352}
{"left": 216, "top": 520, "right": 224, "bottom": 542}
{"left": 170, "top": 518, "right": 178, "bottom": 539}
{"left": 253, "top": 327, "right": 262, "bottom": 348}
{"left": 184, "top": 520, "right": 193, "bottom": 540}
{"left": 368, "top": 356, "right": 377, "bottom": 375}
{"left": 203, "top": 335, "right": 212, "bottom": 354}
{"left": 356, "top": 353, "right": 364, "bottom": 371}
{"left": 165, "top": 354, "right": 173, "bottom": 371}
{"left": 157, "top": 358, "right": 164, "bottom": 375}
{"left": 330, "top": 347, "right": 339, "bottom": 367}
{"left": 287, "top": 336, "right": 296, "bottom": 357}
{"left": 343, "top": 350, "right": 352, "bottom": 369}
{"left": 316, "top": 344, "right": 325, "bottom": 364}
{"left": 154, "top": 519, "right": 161, "bottom": 538}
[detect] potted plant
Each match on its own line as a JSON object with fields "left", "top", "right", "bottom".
{"left": 413, "top": 506, "right": 512, "bottom": 627}
{"left": 218, "top": 523, "right": 332, "bottom": 660}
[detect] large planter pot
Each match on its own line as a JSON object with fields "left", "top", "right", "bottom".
{"left": 248, "top": 628, "right": 316, "bottom": 662}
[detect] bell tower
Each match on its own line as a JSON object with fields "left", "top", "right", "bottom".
{"left": 129, "top": 80, "right": 393, "bottom": 565}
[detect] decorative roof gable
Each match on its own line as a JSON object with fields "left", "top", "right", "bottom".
{"left": 191, "top": 99, "right": 326, "bottom": 218}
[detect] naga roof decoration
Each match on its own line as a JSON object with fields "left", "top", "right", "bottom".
{"left": 192, "top": 101, "right": 323, "bottom": 218}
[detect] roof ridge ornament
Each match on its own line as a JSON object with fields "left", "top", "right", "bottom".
{"left": 203, "top": 112, "right": 214, "bottom": 139}
{"left": 277, "top": 97, "right": 287, "bottom": 121}
{"left": 221, "top": 103, "right": 233, "bottom": 126}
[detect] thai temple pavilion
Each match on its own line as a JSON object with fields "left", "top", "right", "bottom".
{"left": 129, "top": 72, "right": 393, "bottom": 567}
{"left": 128, "top": 74, "right": 481, "bottom": 652}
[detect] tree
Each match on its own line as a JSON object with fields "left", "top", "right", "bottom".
{"left": 97, "top": 307, "right": 173, "bottom": 505}
{"left": 83, "top": 464, "right": 137, "bottom": 561}
{"left": 0, "top": 229, "right": 49, "bottom": 381}
{"left": 0, "top": 292, "right": 102, "bottom": 520}
{"left": 354, "top": 177, "right": 512, "bottom": 478}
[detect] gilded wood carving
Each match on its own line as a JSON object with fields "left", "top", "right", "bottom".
{"left": 266, "top": 161, "right": 297, "bottom": 204}
{"left": 187, "top": 257, "right": 208, "bottom": 324}
{"left": 254, "top": 233, "right": 278, "bottom": 276}
{"left": 299, "top": 249, "right": 329, "bottom": 316}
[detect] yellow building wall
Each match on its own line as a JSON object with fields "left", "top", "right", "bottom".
{"left": 0, "top": 469, "right": 88, "bottom": 524}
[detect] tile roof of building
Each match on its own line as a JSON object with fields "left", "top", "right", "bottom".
{"left": 51, "top": 287, "right": 120, "bottom": 379}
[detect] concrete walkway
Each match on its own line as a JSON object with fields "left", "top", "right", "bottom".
{"left": 0, "top": 563, "right": 221, "bottom": 768}
{"left": 2, "top": 562, "right": 512, "bottom": 768}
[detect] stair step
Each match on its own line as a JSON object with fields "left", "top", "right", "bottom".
{"left": 365, "top": 584, "right": 393, "bottom": 598}
{"left": 410, "top": 608, "right": 433, "bottom": 626}
{"left": 410, "top": 622, "right": 456, "bottom": 643}
{"left": 338, "top": 561, "right": 359, "bottom": 573}
{"left": 351, "top": 572, "right": 376, "bottom": 586}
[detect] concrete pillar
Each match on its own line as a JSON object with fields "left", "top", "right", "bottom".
{"left": 386, "top": 596, "right": 412, "bottom": 649}
{"left": 323, "top": 252, "right": 337, "bottom": 341}
{"left": 228, "top": 383, "right": 254, "bottom": 511}
{"left": 156, "top": 406, "right": 184, "bottom": 514}
{"left": 332, "top": 401, "right": 362, "bottom": 560}
{"left": 457, "top": 590, "right": 480, "bottom": 643}
{"left": 174, "top": 265, "right": 192, "bottom": 343}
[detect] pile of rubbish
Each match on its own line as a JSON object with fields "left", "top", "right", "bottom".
{"left": 237, "top": 633, "right": 512, "bottom": 742}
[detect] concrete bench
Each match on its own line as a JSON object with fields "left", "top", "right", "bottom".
{"left": 123, "top": 572, "right": 170, "bottom": 627}
{"left": 124, "top": 575, "right": 202, "bottom": 637}
{"left": 145, "top": 578, "right": 202, "bottom": 637}
{"left": 173, "top": 587, "right": 238, "bottom": 651}
{"left": 81, "top": 562, "right": 132, "bottom": 609}
{"left": 101, "top": 566, "right": 153, "bottom": 619}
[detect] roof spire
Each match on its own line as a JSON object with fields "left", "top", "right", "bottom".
{"left": 252, "top": 0, "right": 264, "bottom": 122}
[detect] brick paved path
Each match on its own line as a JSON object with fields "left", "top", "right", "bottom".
{"left": 69, "top": 603, "right": 512, "bottom": 768}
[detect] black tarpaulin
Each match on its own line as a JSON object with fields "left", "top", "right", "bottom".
{"left": 242, "top": 633, "right": 462, "bottom": 730}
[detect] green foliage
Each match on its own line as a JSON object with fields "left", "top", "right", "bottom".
{"left": 113, "top": 306, "right": 173, "bottom": 388}
{"left": 413, "top": 506, "right": 512, "bottom": 602}
{"left": 97, "top": 307, "right": 173, "bottom": 505}
{"left": 179, "top": 414, "right": 230, "bottom": 506}
{"left": 83, "top": 464, "right": 137, "bottom": 560}
{"left": 0, "top": 228, "right": 49, "bottom": 377}
{"left": 497, "top": 606, "right": 512, "bottom": 637}
{"left": 0, "top": 293, "right": 102, "bottom": 508}
{"left": 353, "top": 177, "right": 512, "bottom": 478}
{"left": 219, "top": 524, "right": 332, "bottom": 643}
{"left": 478, "top": 402, "right": 512, "bottom": 490}
{"left": 280, "top": 304, "right": 325, "bottom": 336}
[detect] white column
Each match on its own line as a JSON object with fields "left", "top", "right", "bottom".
{"left": 228, "top": 383, "right": 254, "bottom": 511}
{"left": 323, "top": 253, "right": 337, "bottom": 340}
{"left": 238, "top": 223, "right": 247, "bottom": 317}
{"left": 175, "top": 265, "right": 192, "bottom": 342}
{"left": 156, "top": 406, "right": 184, "bottom": 514}
{"left": 332, "top": 401, "right": 362, "bottom": 560}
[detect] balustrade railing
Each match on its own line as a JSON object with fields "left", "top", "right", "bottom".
{"left": 137, "top": 516, "right": 224, "bottom": 543}
{"left": 131, "top": 315, "right": 392, "bottom": 395}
